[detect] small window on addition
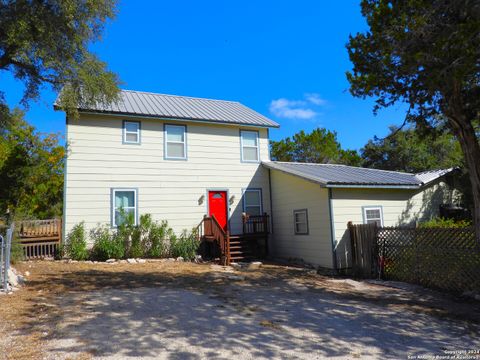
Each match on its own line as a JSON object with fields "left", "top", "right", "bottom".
{"left": 363, "top": 206, "right": 383, "bottom": 226}
{"left": 123, "top": 121, "right": 140, "bottom": 144}
{"left": 293, "top": 209, "right": 309, "bottom": 235}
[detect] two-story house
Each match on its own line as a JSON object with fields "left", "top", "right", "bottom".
{"left": 58, "top": 89, "right": 457, "bottom": 269}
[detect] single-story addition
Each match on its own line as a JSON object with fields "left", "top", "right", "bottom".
{"left": 262, "top": 162, "right": 458, "bottom": 270}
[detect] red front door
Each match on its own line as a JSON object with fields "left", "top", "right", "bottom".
{"left": 208, "top": 191, "right": 228, "bottom": 231}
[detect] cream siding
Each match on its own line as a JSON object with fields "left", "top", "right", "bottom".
{"left": 270, "top": 170, "right": 333, "bottom": 268}
{"left": 331, "top": 181, "right": 454, "bottom": 269}
{"left": 65, "top": 114, "right": 271, "bottom": 243}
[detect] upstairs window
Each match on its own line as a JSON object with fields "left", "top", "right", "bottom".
{"left": 123, "top": 121, "right": 140, "bottom": 144}
{"left": 243, "top": 189, "right": 262, "bottom": 216}
{"left": 363, "top": 206, "right": 383, "bottom": 226}
{"left": 165, "top": 124, "right": 187, "bottom": 160}
{"left": 112, "top": 189, "right": 137, "bottom": 227}
{"left": 240, "top": 130, "right": 259, "bottom": 162}
{"left": 294, "top": 209, "right": 309, "bottom": 235}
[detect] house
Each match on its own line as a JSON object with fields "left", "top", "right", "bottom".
{"left": 57, "top": 89, "right": 457, "bottom": 268}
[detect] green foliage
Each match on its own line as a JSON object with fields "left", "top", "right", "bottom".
{"left": 0, "top": 110, "right": 65, "bottom": 219}
{"left": 169, "top": 229, "right": 199, "bottom": 260}
{"left": 65, "top": 222, "right": 89, "bottom": 260}
{"left": 90, "top": 225, "right": 124, "bottom": 261}
{"left": 270, "top": 128, "right": 362, "bottom": 166}
{"left": 361, "top": 125, "right": 463, "bottom": 173}
{"left": 418, "top": 217, "right": 472, "bottom": 229}
{"left": 9, "top": 237, "right": 24, "bottom": 264}
{"left": 0, "top": 0, "right": 120, "bottom": 118}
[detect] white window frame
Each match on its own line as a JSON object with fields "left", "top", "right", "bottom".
{"left": 240, "top": 130, "right": 260, "bottom": 163}
{"left": 362, "top": 206, "right": 384, "bottom": 226}
{"left": 123, "top": 121, "right": 140, "bottom": 144}
{"left": 242, "top": 189, "right": 263, "bottom": 215}
{"left": 293, "top": 209, "right": 309, "bottom": 235}
{"left": 164, "top": 124, "right": 187, "bottom": 160}
{"left": 111, "top": 188, "right": 138, "bottom": 227}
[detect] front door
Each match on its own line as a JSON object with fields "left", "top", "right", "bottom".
{"left": 208, "top": 191, "right": 228, "bottom": 231}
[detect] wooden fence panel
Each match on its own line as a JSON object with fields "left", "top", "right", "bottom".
{"left": 16, "top": 219, "right": 62, "bottom": 260}
{"left": 348, "top": 222, "right": 379, "bottom": 278}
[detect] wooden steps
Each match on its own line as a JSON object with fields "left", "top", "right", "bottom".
{"left": 229, "top": 237, "right": 253, "bottom": 262}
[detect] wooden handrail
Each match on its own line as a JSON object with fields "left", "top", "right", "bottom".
{"left": 198, "top": 215, "right": 230, "bottom": 265}
{"left": 242, "top": 213, "right": 269, "bottom": 235}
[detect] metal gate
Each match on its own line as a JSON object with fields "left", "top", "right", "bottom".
{"left": 1, "top": 225, "right": 14, "bottom": 292}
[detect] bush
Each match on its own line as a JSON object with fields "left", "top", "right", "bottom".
{"left": 145, "top": 218, "right": 171, "bottom": 258}
{"left": 90, "top": 225, "right": 124, "bottom": 261}
{"left": 418, "top": 217, "right": 472, "bottom": 228}
{"left": 169, "top": 228, "right": 199, "bottom": 260}
{"left": 64, "top": 222, "right": 89, "bottom": 260}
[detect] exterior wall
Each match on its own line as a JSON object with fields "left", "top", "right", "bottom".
{"left": 269, "top": 170, "right": 333, "bottom": 268}
{"left": 331, "top": 181, "right": 454, "bottom": 269}
{"left": 64, "top": 113, "right": 271, "bottom": 243}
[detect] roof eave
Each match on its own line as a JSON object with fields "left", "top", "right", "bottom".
{"left": 55, "top": 108, "right": 280, "bottom": 128}
{"left": 325, "top": 184, "right": 421, "bottom": 190}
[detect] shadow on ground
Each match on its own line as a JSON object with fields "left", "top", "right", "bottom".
{"left": 18, "top": 265, "right": 480, "bottom": 359}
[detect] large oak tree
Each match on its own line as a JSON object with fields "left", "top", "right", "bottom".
{"left": 346, "top": 0, "right": 480, "bottom": 243}
{"left": 0, "top": 0, "right": 120, "bottom": 119}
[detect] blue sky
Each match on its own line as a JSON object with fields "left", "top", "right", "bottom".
{"left": 3, "top": 0, "right": 407, "bottom": 150}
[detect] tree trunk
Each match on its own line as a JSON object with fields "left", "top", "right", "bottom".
{"left": 447, "top": 114, "right": 480, "bottom": 248}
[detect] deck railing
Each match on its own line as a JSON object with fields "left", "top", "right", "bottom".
{"left": 242, "top": 213, "right": 270, "bottom": 235}
{"left": 18, "top": 219, "right": 62, "bottom": 260}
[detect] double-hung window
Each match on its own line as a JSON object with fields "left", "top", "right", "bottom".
{"left": 165, "top": 124, "right": 187, "bottom": 160}
{"left": 294, "top": 209, "right": 309, "bottom": 235}
{"left": 240, "top": 130, "right": 259, "bottom": 162}
{"left": 243, "top": 189, "right": 262, "bottom": 216}
{"left": 112, "top": 189, "right": 137, "bottom": 227}
{"left": 123, "top": 121, "right": 140, "bottom": 144}
{"left": 363, "top": 206, "right": 383, "bottom": 226}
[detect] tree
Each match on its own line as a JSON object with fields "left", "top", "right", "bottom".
{"left": 0, "top": 0, "right": 120, "bottom": 119}
{"left": 361, "top": 125, "right": 463, "bottom": 173}
{"left": 346, "top": 0, "right": 480, "bottom": 243}
{"left": 0, "top": 109, "right": 64, "bottom": 219}
{"left": 270, "top": 128, "right": 363, "bottom": 166}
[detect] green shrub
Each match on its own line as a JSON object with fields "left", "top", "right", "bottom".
{"left": 144, "top": 217, "right": 170, "bottom": 258}
{"left": 10, "top": 236, "right": 24, "bottom": 264}
{"left": 418, "top": 217, "right": 472, "bottom": 228}
{"left": 169, "top": 228, "right": 199, "bottom": 260}
{"left": 90, "top": 225, "right": 124, "bottom": 261}
{"left": 64, "top": 222, "right": 89, "bottom": 260}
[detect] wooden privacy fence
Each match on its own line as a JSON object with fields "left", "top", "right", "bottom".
{"left": 17, "top": 219, "right": 62, "bottom": 260}
{"left": 348, "top": 222, "right": 480, "bottom": 293}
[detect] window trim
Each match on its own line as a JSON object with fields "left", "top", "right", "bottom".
{"left": 111, "top": 188, "right": 138, "bottom": 227}
{"left": 123, "top": 120, "right": 141, "bottom": 145}
{"left": 362, "top": 206, "right": 384, "bottom": 227}
{"left": 240, "top": 130, "right": 260, "bottom": 163}
{"left": 293, "top": 209, "right": 309, "bottom": 235}
{"left": 242, "top": 188, "right": 263, "bottom": 215}
{"left": 164, "top": 124, "right": 187, "bottom": 160}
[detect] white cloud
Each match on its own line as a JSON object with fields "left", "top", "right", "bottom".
{"left": 269, "top": 93, "right": 327, "bottom": 120}
{"left": 269, "top": 98, "right": 317, "bottom": 120}
{"left": 305, "top": 93, "right": 327, "bottom": 106}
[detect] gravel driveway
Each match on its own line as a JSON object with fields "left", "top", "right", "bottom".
{"left": 28, "top": 264, "right": 478, "bottom": 360}
{"left": 2, "top": 261, "right": 479, "bottom": 360}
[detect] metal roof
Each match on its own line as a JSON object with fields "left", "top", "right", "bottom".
{"left": 55, "top": 89, "right": 279, "bottom": 128}
{"left": 262, "top": 162, "right": 455, "bottom": 189}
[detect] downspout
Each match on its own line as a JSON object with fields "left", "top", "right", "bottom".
{"left": 62, "top": 116, "right": 69, "bottom": 243}
{"left": 328, "top": 188, "right": 338, "bottom": 272}
{"left": 267, "top": 168, "right": 274, "bottom": 256}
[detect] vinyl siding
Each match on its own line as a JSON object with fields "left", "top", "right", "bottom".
{"left": 65, "top": 114, "right": 271, "bottom": 243}
{"left": 331, "top": 181, "right": 454, "bottom": 269}
{"left": 270, "top": 170, "right": 333, "bottom": 268}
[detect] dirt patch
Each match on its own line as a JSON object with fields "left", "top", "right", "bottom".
{"left": 1, "top": 261, "right": 479, "bottom": 359}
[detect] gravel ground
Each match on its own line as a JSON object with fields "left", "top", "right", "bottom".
{"left": 1, "top": 261, "right": 479, "bottom": 360}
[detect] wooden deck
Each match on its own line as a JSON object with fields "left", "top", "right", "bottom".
{"left": 197, "top": 213, "right": 269, "bottom": 265}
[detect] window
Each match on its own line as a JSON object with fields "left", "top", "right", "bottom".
{"left": 294, "top": 209, "right": 309, "bottom": 235}
{"left": 165, "top": 124, "right": 187, "bottom": 160}
{"left": 243, "top": 189, "right": 262, "bottom": 215}
{"left": 123, "top": 121, "right": 140, "bottom": 144}
{"left": 240, "top": 130, "right": 259, "bottom": 162}
{"left": 112, "top": 189, "right": 137, "bottom": 227}
{"left": 363, "top": 206, "right": 383, "bottom": 226}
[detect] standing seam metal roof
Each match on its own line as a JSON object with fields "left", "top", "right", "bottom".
{"left": 56, "top": 89, "right": 280, "bottom": 128}
{"left": 262, "top": 162, "right": 455, "bottom": 188}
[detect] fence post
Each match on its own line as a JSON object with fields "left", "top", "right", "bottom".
{"left": 0, "top": 234, "right": 4, "bottom": 291}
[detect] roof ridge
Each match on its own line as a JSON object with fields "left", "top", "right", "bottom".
{"left": 121, "top": 89, "right": 240, "bottom": 104}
